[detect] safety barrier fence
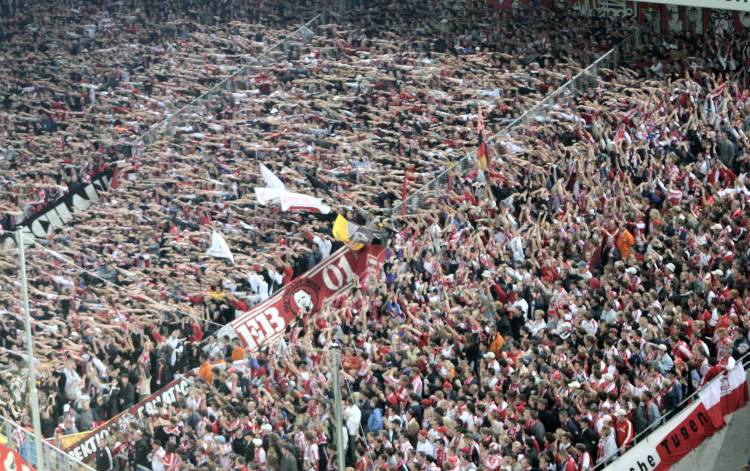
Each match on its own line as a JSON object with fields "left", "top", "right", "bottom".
{"left": 128, "top": 12, "right": 327, "bottom": 159}
{"left": 594, "top": 352, "right": 750, "bottom": 470}
{"left": 388, "top": 27, "right": 645, "bottom": 217}
{"left": 0, "top": 415, "right": 95, "bottom": 471}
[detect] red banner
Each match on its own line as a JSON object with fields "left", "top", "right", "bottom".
{"left": 225, "top": 245, "right": 385, "bottom": 350}
{"left": 64, "top": 246, "right": 386, "bottom": 461}
{"left": 64, "top": 377, "right": 191, "bottom": 462}
{"left": 653, "top": 401, "right": 722, "bottom": 469}
{"left": 611, "top": 362, "right": 748, "bottom": 471}
{"left": 0, "top": 443, "right": 35, "bottom": 471}
{"left": 719, "top": 360, "right": 750, "bottom": 417}
{"left": 652, "top": 362, "right": 750, "bottom": 470}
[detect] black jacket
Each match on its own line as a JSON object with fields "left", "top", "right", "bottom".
{"left": 119, "top": 382, "right": 136, "bottom": 410}
{"left": 563, "top": 417, "right": 581, "bottom": 443}
{"left": 662, "top": 385, "right": 681, "bottom": 413}
{"left": 539, "top": 406, "right": 561, "bottom": 434}
{"left": 496, "top": 314, "right": 513, "bottom": 338}
{"left": 95, "top": 446, "right": 113, "bottom": 471}
{"left": 632, "top": 405, "right": 649, "bottom": 435}
{"left": 580, "top": 427, "right": 599, "bottom": 461}
{"left": 134, "top": 438, "right": 150, "bottom": 467}
{"left": 281, "top": 452, "right": 299, "bottom": 471}
{"left": 530, "top": 420, "right": 545, "bottom": 446}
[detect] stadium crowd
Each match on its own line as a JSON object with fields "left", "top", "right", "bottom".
{"left": 0, "top": 0, "right": 321, "bottom": 222}
{"left": 0, "top": 0, "right": 749, "bottom": 470}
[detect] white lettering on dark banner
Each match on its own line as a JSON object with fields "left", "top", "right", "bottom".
{"left": 65, "top": 377, "right": 189, "bottom": 462}
{"left": 1, "top": 167, "right": 116, "bottom": 248}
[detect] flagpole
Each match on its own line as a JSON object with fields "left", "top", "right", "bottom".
{"left": 16, "top": 231, "right": 45, "bottom": 471}
{"left": 401, "top": 165, "right": 412, "bottom": 216}
{"left": 331, "top": 343, "right": 346, "bottom": 471}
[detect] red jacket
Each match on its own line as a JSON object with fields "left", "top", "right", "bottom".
{"left": 563, "top": 456, "right": 578, "bottom": 471}
{"left": 615, "top": 418, "right": 634, "bottom": 448}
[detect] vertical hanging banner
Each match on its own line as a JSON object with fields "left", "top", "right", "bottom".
{"left": 720, "top": 361, "right": 750, "bottom": 415}
{"left": 219, "top": 245, "right": 385, "bottom": 351}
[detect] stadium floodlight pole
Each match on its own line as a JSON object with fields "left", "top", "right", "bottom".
{"left": 331, "top": 342, "right": 346, "bottom": 471}
{"left": 16, "top": 231, "right": 45, "bottom": 471}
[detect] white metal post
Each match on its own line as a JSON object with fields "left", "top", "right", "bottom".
{"left": 331, "top": 344, "right": 346, "bottom": 471}
{"left": 16, "top": 231, "right": 45, "bottom": 471}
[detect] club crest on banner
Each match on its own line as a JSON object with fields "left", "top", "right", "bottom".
{"left": 0, "top": 444, "right": 34, "bottom": 471}
{"left": 283, "top": 278, "right": 321, "bottom": 316}
{"left": 221, "top": 245, "right": 386, "bottom": 351}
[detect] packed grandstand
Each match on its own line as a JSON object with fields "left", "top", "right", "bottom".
{"left": 1, "top": 0, "right": 749, "bottom": 470}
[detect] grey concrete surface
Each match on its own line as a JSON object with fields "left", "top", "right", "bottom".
{"left": 671, "top": 380, "right": 750, "bottom": 471}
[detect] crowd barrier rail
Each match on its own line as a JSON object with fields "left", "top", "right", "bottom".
{"left": 0, "top": 415, "right": 95, "bottom": 471}
{"left": 595, "top": 352, "right": 750, "bottom": 470}
{"left": 388, "top": 27, "right": 645, "bottom": 217}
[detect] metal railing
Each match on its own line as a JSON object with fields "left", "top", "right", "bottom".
{"left": 0, "top": 415, "right": 95, "bottom": 471}
{"left": 595, "top": 351, "right": 750, "bottom": 470}
{"left": 500, "top": 49, "right": 617, "bottom": 133}
{"left": 388, "top": 27, "right": 645, "bottom": 217}
{"left": 128, "top": 13, "right": 327, "bottom": 159}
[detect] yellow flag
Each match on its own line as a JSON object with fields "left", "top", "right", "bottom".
{"left": 332, "top": 214, "right": 365, "bottom": 250}
{"left": 58, "top": 431, "right": 92, "bottom": 449}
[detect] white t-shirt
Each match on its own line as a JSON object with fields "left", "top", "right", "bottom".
{"left": 527, "top": 318, "right": 547, "bottom": 337}
{"left": 64, "top": 367, "right": 81, "bottom": 399}
{"left": 344, "top": 404, "right": 362, "bottom": 436}
{"left": 416, "top": 439, "right": 435, "bottom": 458}
{"left": 512, "top": 298, "right": 529, "bottom": 318}
{"left": 313, "top": 236, "right": 333, "bottom": 259}
{"left": 509, "top": 236, "right": 525, "bottom": 262}
{"left": 151, "top": 446, "right": 166, "bottom": 471}
{"left": 342, "top": 426, "right": 349, "bottom": 451}
{"left": 247, "top": 272, "right": 269, "bottom": 301}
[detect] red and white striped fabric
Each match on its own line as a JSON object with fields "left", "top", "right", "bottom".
{"left": 609, "top": 362, "right": 747, "bottom": 471}
{"left": 700, "top": 360, "right": 749, "bottom": 423}
{"left": 304, "top": 442, "right": 319, "bottom": 470}
{"left": 163, "top": 452, "right": 182, "bottom": 471}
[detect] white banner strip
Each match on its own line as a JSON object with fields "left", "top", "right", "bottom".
{"left": 633, "top": 0, "right": 750, "bottom": 12}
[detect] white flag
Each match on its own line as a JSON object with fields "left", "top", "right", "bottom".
{"left": 206, "top": 231, "right": 234, "bottom": 264}
{"left": 260, "top": 163, "right": 285, "bottom": 189}
{"left": 255, "top": 164, "right": 330, "bottom": 214}
{"left": 279, "top": 192, "right": 331, "bottom": 214}
{"left": 254, "top": 187, "right": 286, "bottom": 205}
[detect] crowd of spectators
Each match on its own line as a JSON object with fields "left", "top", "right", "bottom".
{"left": 0, "top": 0, "right": 320, "bottom": 222}
{"left": 1, "top": 0, "right": 749, "bottom": 471}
